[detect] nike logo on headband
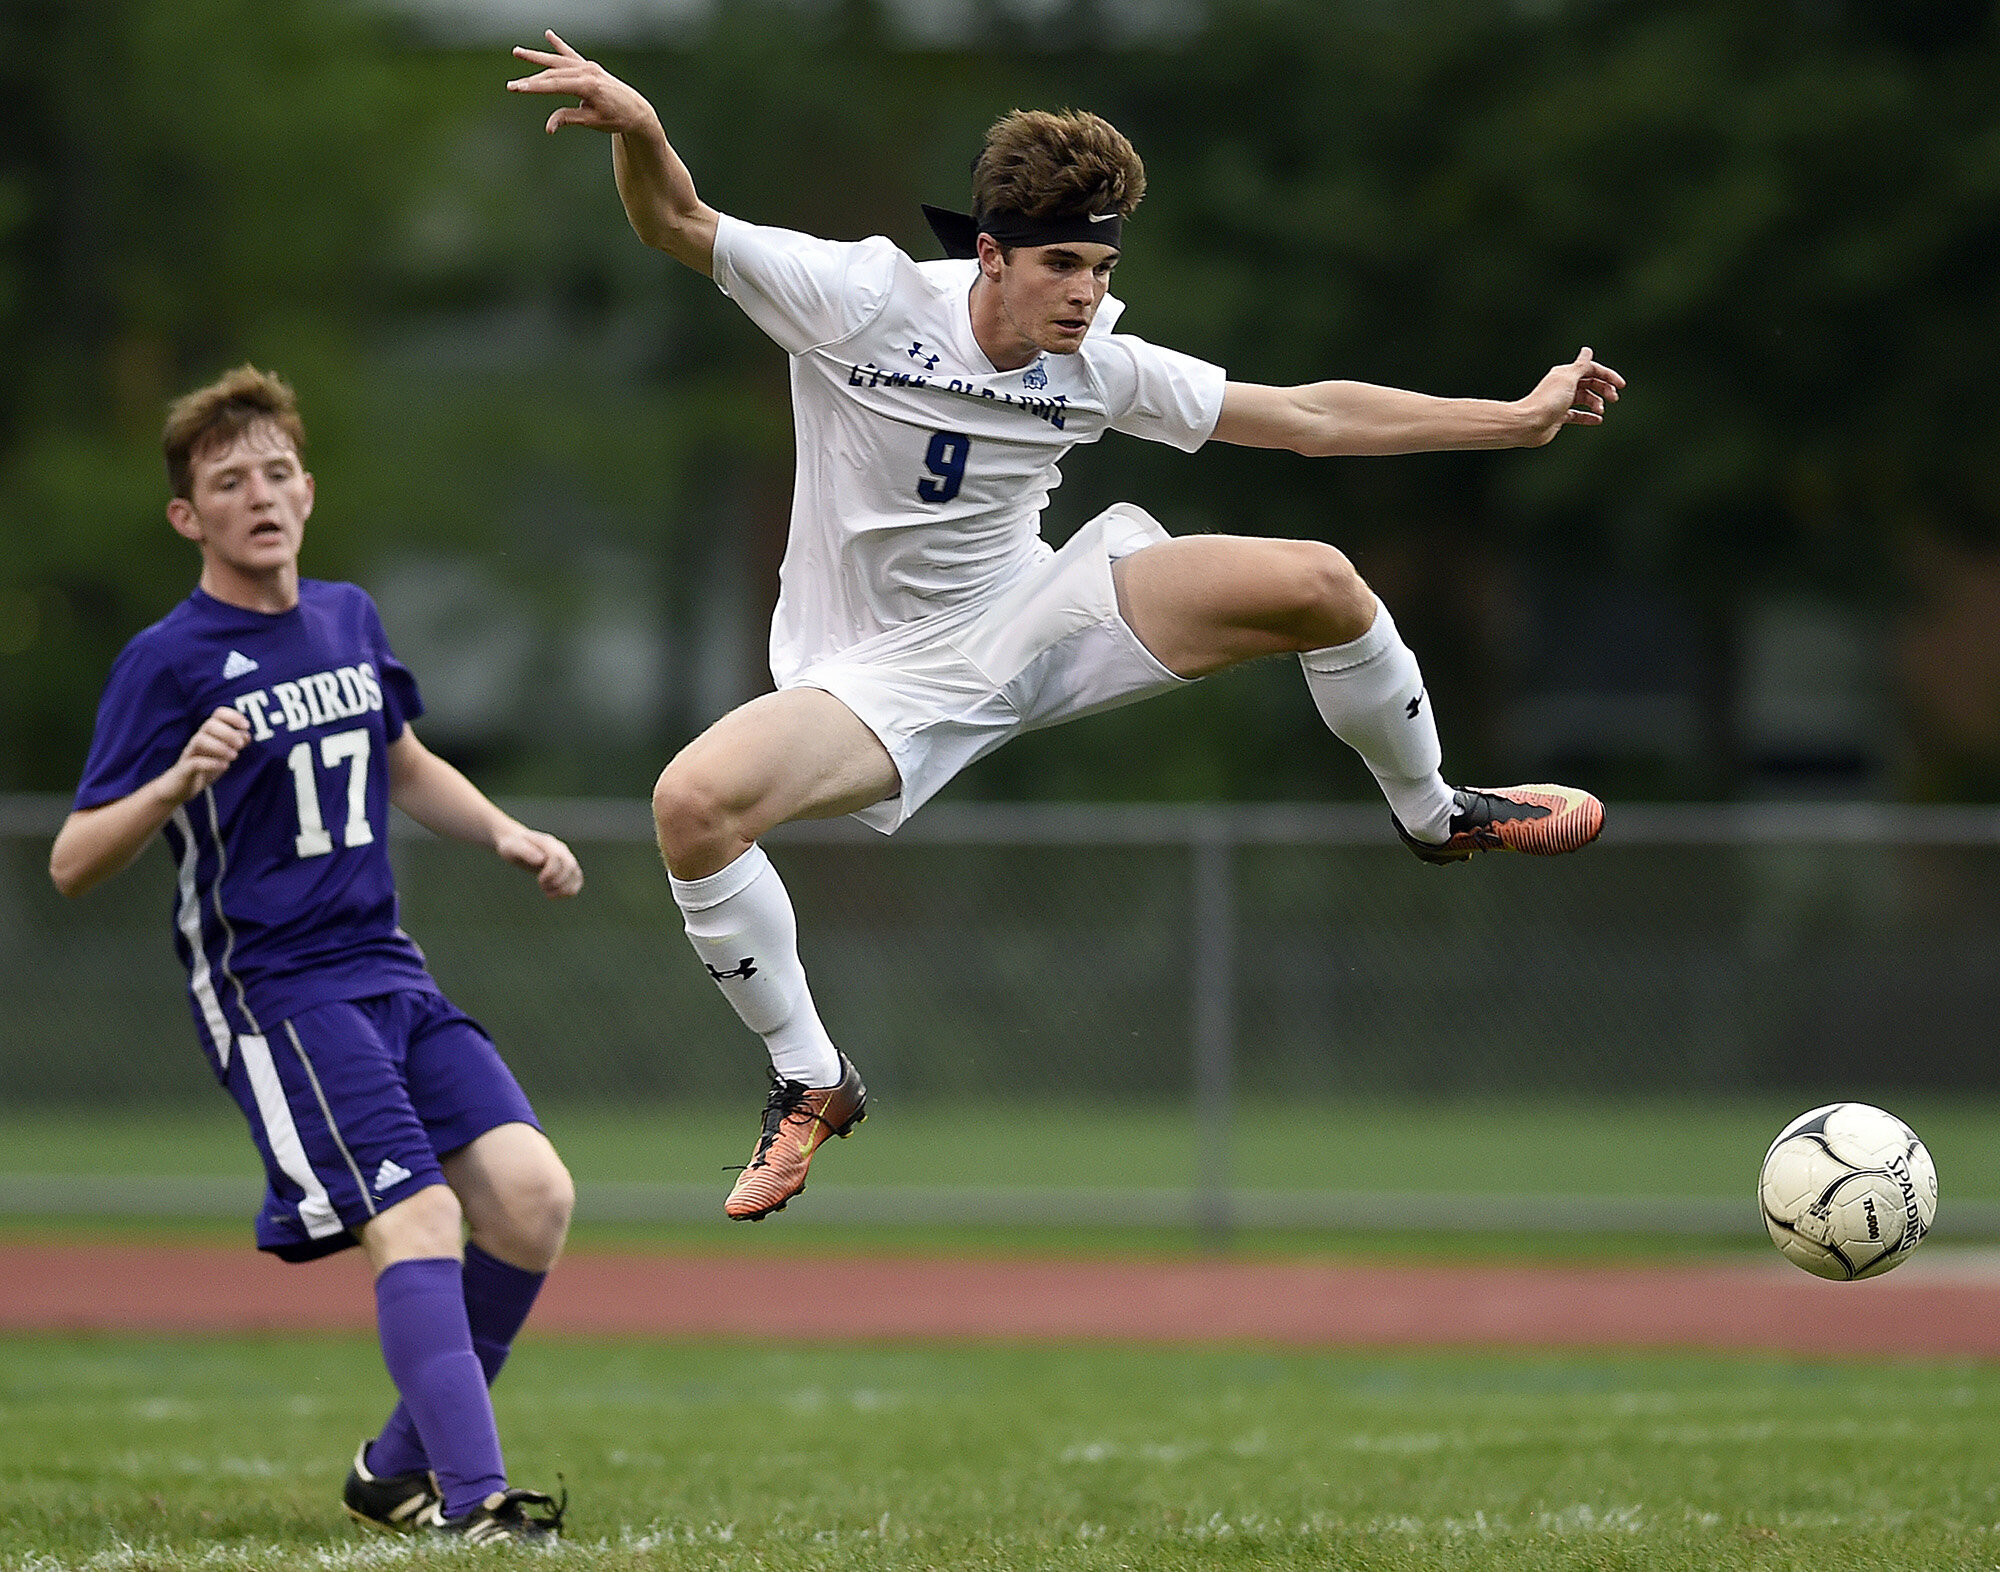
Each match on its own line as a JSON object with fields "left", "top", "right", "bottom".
{"left": 921, "top": 202, "right": 1125, "bottom": 258}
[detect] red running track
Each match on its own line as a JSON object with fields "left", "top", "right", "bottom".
{"left": 3, "top": 1243, "right": 1998, "bottom": 1356}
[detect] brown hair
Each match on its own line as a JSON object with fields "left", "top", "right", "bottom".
{"left": 971, "top": 109, "right": 1146, "bottom": 222}
{"left": 163, "top": 364, "right": 306, "bottom": 499}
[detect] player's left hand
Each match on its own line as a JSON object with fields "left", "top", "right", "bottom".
{"left": 1516, "top": 347, "right": 1625, "bottom": 447}
{"left": 507, "top": 31, "right": 660, "bottom": 138}
{"left": 496, "top": 825, "right": 584, "bottom": 899}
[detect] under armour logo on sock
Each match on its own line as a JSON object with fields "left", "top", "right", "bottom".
{"left": 706, "top": 957, "right": 759, "bottom": 981}
{"left": 1406, "top": 691, "right": 1426, "bottom": 719}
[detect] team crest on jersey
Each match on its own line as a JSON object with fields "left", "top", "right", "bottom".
{"left": 222, "top": 650, "right": 259, "bottom": 679}
{"left": 1022, "top": 358, "right": 1049, "bottom": 390}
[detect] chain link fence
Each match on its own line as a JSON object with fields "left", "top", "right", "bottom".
{"left": 7, "top": 795, "right": 2000, "bottom": 1234}
{"left": 8, "top": 796, "right": 2000, "bottom": 1108}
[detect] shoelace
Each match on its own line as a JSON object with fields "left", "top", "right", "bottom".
{"left": 498, "top": 1484, "right": 566, "bottom": 1536}
{"left": 745, "top": 1074, "right": 813, "bottom": 1170}
{"left": 531, "top": 1483, "right": 568, "bottom": 1534}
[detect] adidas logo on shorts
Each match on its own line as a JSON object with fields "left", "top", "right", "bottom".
{"left": 373, "top": 1158, "right": 413, "bottom": 1194}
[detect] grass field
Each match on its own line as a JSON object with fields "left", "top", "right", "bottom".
{"left": 6, "top": 1101, "right": 2000, "bottom": 1567}
{"left": 2, "top": 1334, "right": 1995, "bottom": 1570}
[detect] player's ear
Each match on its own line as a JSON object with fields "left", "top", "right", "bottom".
{"left": 300, "top": 470, "right": 315, "bottom": 523}
{"left": 166, "top": 497, "right": 203, "bottom": 543}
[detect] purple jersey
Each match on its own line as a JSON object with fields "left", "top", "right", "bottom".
{"left": 75, "top": 580, "right": 437, "bottom": 1068}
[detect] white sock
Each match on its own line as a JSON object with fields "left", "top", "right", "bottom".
{"left": 669, "top": 844, "right": 843, "bottom": 1088}
{"left": 1300, "top": 600, "right": 1456, "bottom": 843}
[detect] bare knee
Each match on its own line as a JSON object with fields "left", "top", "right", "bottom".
{"left": 455, "top": 1138, "right": 574, "bottom": 1274}
{"left": 482, "top": 1158, "right": 574, "bottom": 1272}
{"left": 1280, "top": 541, "right": 1374, "bottom": 648}
{"left": 652, "top": 759, "right": 740, "bottom": 872}
{"left": 359, "top": 1181, "right": 464, "bottom": 1274}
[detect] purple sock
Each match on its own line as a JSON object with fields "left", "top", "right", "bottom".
{"left": 367, "top": 1244, "right": 547, "bottom": 1480}
{"left": 374, "top": 1256, "right": 506, "bottom": 1518}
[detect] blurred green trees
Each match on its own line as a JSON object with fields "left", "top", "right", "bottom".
{"left": 4, "top": 0, "right": 1997, "bottom": 801}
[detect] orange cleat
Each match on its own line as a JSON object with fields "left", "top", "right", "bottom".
{"left": 1395, "top": 784, "right": 1604, "bottom": 865}
{"left": 725, "top": 1053, "right": 868, "bottom": 1220}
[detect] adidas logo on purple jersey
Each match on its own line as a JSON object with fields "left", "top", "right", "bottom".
{"left": 222, "top": 650, "right": 260, "bottom": 679}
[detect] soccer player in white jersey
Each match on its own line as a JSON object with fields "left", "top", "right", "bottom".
{"left": 509, "top": 33, "right": 1625, "bottom": 1222}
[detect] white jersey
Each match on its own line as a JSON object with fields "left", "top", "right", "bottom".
{"left": 711, "top": 214, "right": 1228, "bottom": 685}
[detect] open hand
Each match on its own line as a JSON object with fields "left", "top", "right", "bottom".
{"left": 506, "top": 30, "right": 659, "bottom": 138}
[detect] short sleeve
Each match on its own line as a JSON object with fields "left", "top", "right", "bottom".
{"left": 1096, "top": 333, "right": 1228, "bottom": 453}
{"left": 74, "top": 639, "right": 194, "bottom": 810}
{"left": 359, "top": 594, "right": 424, "bottom": 741}
{"left": 711, "top": 215, "right": 900, "bottom": 355}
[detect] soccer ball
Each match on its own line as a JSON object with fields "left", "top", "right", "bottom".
{"left": 1759, "top": 1103, "right": 1937, "bottom": 1281}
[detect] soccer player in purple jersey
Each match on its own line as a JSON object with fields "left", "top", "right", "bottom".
{"left": 50, "top": 366, "right": 578, "bottom": 1545}
{"left": 509, "top": 35, "right": 1623, "bottom": 1224}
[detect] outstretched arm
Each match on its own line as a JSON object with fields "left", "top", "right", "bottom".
{"left": 387, "top": 728, "right": 583, "bottom": 899}
{"left": 507, "top": 31, "right": 719, "bottom": 277}
{"left": 1211, "top": 347, "right": 1624, "bottom": 457}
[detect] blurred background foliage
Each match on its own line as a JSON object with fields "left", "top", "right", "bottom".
{"left": 4, "top": 0, "right": 1999, "bottom": 805}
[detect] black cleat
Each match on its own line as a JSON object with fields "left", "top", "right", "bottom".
{"left": 342, "top": 1440, "right": 443, "bottom": 1533}
{"left": 1395, "top": 784, "right": 1604, "bottom": 865}
{"left": 433, "top": 1485, "right": 567, "bottom": 1545}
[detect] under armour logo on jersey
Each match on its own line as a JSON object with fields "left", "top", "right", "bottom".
{"left": 906, "top": 341, "right": 940, "bottom": 371}
{"left": 1022, "top": 359, "right": 1049, "bottom": 390}
{"left": 1406, "top": 691, "right": 1425, "bottom": 719}
{"left": 706, "top": 957, "right": 759, "bottom": 981}
{"left": 372, "top": 1158, "right": 413, "bottom": 1194}
{"left": 222, "top": 650, "right": 260, "bottom": 679}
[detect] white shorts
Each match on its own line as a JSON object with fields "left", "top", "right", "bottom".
{"left": 790, "top": 503, "right": 1189, "bottom": 834}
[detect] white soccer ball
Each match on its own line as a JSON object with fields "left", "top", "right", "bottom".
{"left": 1759, "top": 1103, "right": 1937, "bottom": 1280}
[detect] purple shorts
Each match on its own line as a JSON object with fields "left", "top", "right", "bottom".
{"left": 217, "top": 988, "right": 540, "bottom": 1262}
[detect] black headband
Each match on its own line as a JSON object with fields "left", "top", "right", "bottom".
{"left": 921, "top": 203, "right": 1124, "bottom": 260}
